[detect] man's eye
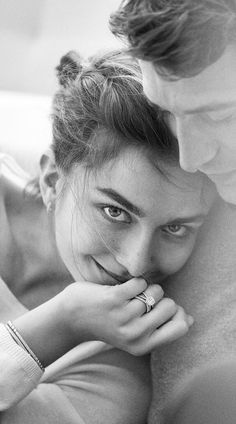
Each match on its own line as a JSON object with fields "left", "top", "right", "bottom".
{"left": 103, "top": 206, "right": 130, "bottom": 222}
{"left": 162, "top": 224, "right": 187, "bottom": 237}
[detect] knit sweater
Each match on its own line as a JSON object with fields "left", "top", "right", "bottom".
{"left": 149, "top": 197, "right": 236, "bottom": 423}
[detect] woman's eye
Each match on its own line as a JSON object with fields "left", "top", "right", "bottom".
{"left": 103, "top": 206, "right": 130, "bottom": 223}
{"left": 162, "top": 224, "right": 187, "bottom": 237}
{"left": 205, "top": 112, "right": 235, "bottom": 123}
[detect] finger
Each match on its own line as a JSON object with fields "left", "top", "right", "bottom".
{"left": 172, "top": 305, "right": 194, "bottom": 326}
{"left": 117, "top": 278, "right": 148, "bottom": 300}
{"left": 164, "top": 305, "right": 194, "bottom": 329}
{"left": 147, "top": 306, "right": 193, "bottom": 351}
{"left": 127, "top": 284, "right": 164, "bottom": 316}
{"left": 141, "top": 297, "right": 178, "bottom": 330}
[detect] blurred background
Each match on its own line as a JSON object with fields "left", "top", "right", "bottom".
{"left": 0, "top": 0, "right": 123, "bottom": 171}
{"left": 0, "top": 0, "right": 122, "bottom": 95}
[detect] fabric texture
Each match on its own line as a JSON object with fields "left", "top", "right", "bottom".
{"left": 0, "top": 323, "right": 43, "bottom": 410}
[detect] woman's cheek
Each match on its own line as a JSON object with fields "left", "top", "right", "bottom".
{"left": 74, "top": 227, "right": 115, "bottom": 256}
{"left": 159, "top": 242, "right": 195, "bottom": 276}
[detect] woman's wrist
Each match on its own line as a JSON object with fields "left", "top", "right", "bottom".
{"left": 5, "top": 320, "right": 45, "bottom": 371}
{"left": 12, "top": 291, "right": 77, "bottom": 367}
{"left": 58, "top": 283, "right": 93, "bottom": 344}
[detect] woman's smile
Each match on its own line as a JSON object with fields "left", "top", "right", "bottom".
{"left": 54, "top": 147, "right": 214, "bottom": 286}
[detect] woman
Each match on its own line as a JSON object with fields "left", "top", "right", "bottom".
{"left": 0, "top": 50, "right": 214, "bottom": 423}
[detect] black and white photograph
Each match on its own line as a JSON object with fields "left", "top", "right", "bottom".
{"left": 0, "top": 1, "right": 236, "bottom": 423}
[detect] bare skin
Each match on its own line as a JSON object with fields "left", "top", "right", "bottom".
{"left": 0, "top": 148, "right": 214, "bottom": 366}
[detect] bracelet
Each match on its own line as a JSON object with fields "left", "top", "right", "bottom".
{"left": 6, "top": 321, "right": 45, "bottom": 372}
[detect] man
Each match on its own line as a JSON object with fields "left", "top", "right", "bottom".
{"left": 110, "top": 0, "right": 236, "bottom": 204}
{"left": 110, "top": 2, "right": 236, "bottom": 423}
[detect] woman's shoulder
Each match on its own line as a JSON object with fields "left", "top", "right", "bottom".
{"left": 0, "top": 153, "right": 30, "bottom": 198}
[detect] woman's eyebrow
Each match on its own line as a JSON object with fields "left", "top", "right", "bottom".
{"left": 166, "top": 214, "right": 207, "bottom": 224}
{"left": 96, "top": 187, "right": 145, "bottom": 217}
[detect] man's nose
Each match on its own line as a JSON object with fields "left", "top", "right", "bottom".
{"left": 116, "top": 230, "right": 157, "bottom": 278}
{"left": 175, "top": 117, "right": 218, "bottom": 172}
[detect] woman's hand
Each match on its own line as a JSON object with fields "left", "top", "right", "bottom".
{"left": 13, "top": 277, "right": 192, "bottom": 366}
{"left": 62, "top": 277, "right": 193, "bottom": 356}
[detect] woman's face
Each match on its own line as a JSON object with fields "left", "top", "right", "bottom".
{"left": 54, "top": 147, "right": 214, "bottom": 285}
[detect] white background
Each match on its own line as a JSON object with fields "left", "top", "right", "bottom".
{"left": 0, "top": 0, "right": 123, "bottom": 94}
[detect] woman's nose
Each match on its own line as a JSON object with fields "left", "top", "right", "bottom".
{"left": 116, "top": 230, "right": 157, "bottom": 278}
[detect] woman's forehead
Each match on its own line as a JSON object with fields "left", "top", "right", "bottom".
{"left": 71, "top": 147, "right": 211, "bottom": 219}
{"left": 94, "top": 146, "right": 203, "bottom": 186}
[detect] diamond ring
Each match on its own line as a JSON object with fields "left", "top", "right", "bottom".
{"left": 134, "top": 292, "right": 156, "bottom": 313}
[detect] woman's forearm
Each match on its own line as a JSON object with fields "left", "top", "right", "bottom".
{"left": 12, "top": 291, "right": 75, "bottom": 367}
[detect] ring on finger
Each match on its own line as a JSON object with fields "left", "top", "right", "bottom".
{"left": 134, "top": 292, "right": 156, "bottom": 313}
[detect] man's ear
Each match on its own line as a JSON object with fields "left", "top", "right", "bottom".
{"left": 39, "top": 150, "right": 60, "bottom": 207}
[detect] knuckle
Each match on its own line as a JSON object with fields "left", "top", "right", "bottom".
{"left": 128, "top": 344, "right": 146, "bottom": 357}
{"left": 164, "top": 298, "right": 177, "bottom": 314}
{"left": 117, "top": 326, "right": 130, "bottom": 343}
{"left": 154, "top": 284, "right": 164, "bottom": 299}
{"left": 105, "top": 286, "right": 122, "bottom": 307}
{"left": 103, "top": 290, "right": 116, "bottom": 308}
{"left": 117, "top": 326, "right": 137, "bottom": 346}
{"left": 178, "top": 319, "right": 189, "bottom": 335}
{"left": 135, "top": 277, "right": 148, "bottom": 291}
{"left": 117, "top": 327, "right": 146, "bottom": 355}
{"left": 177, "top": 305, "right": 184, "bottom": 313}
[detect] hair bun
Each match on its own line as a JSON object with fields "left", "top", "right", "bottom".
{"left": 56, "top": 51, "right": 83, "bottom": 88}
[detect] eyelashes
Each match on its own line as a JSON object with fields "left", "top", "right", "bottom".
{"left": 102, "top": 205, "right": 131, "bottom": 223}
{"left": 162, "top": 224, "right": 189, "bottom": 238}
{"left": 95, "top": 202, "right": 200, "bottom": 239}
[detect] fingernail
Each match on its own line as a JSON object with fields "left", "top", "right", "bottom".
{"left": 187, "top": 315, "right": 194, "bottom": 326}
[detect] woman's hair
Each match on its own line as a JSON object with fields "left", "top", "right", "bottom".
{"left": 27, "top": 49, "right": 178, "bottom": 197}
{"left": 110, "top": 0, "right": 236, "bottom": 79}
{"left": 51, "top": 49, "right": 178, "bottom": 174}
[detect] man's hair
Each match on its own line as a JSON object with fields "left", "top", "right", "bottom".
{"left": 110, "top": 0, "right": 236, "bottom": 78}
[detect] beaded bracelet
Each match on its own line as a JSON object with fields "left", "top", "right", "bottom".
{"left": 6, "top": 321, "right": 45, "bottom": 372}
